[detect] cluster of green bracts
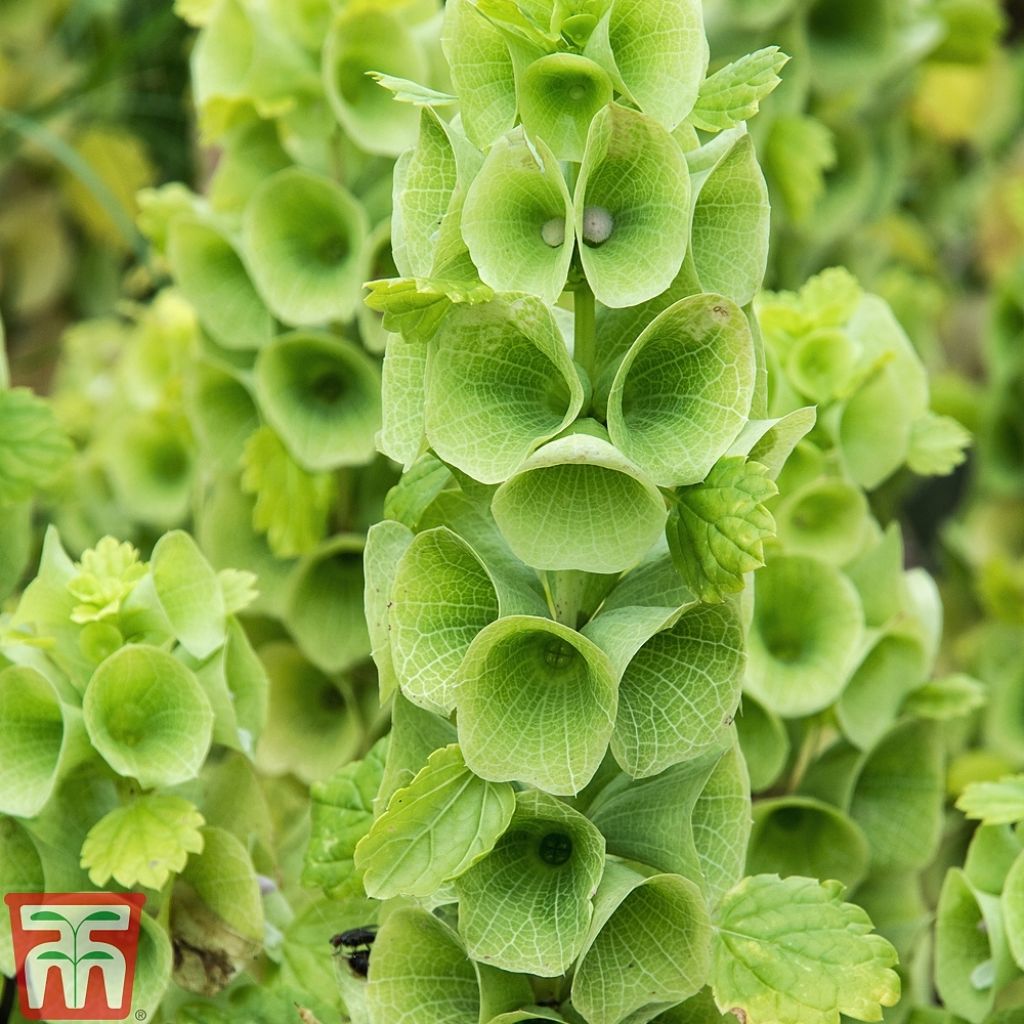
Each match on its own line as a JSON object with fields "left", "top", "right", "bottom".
{"left": 296, "top": 2, "right": 977, "bottom": 1022}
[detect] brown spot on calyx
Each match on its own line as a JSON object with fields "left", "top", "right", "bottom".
{"left": 729, "top": 1009, "right": 747, "bottom": 1024}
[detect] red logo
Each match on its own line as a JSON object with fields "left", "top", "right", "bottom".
{"left": 4, "top": 892, "right": 145, "bottom": 1020}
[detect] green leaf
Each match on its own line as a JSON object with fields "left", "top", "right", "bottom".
{"left": 745, "top": 555, "right": 864, "bottom": 718}
{"left": 455, "top": 615, "right": 618, "bottom": 795}
{"left": 903, "top": 674, "right": 986, "bottom": 721}
{"left": 241, "top": 167, "right": 368, "bottom": 325}
{"left": 764, "top": 115, "right": 836, "bottom": 225}
{"left": 712, "top": 875, "right": 900, "bottom": 1024}
{"left": 81, "top": 794, "right": 205, "bottom": 890}
{"left": 454, "top": 789, "right": 606, "bottom": 975}
{"left": 573, "top": 864, "right": 711, "bottom": 1024}
{"left": 607, "top": 297, "right": 756, "bottom": 488}
{"left": 151, "top": 530, "right": 226, "bottom": 660}
{"left": 689, "top": 47, "right": 790, "bottom": 132}
{"left": 689, "top": 133, "right": 770, "bottom": 307}
{"left": 365, "top": 274, "right": 495, "bottom": 345}
{"left": 367, "top": 72, "right": 458, "bottom": 107}
{"left": 584, "top": 0, "right": 708, "bottom": 131}
{"left": 366, "top": 907, "right": 481, "bottom": 1024}
{"left": 958, "top": 774, "right": 1024, "bottom": 825}
{"left": 667, "top": 458, "right": 777, "bottom": 603}
{"left": 0, "top": 388, "right": 72, "bottom": 502}
{"left": 389, "top": 527, "right": 499, "bottom": 714}
{"left": 355, "top": 744, "right": 515, "bottom": 899}
{"left": 83, "top": 645, "right": 214, "bottom": 789}
{"left": 303, "top": 737, "right": 387, "bottom": 898}
{"left": 492, "top": 432, "right": 667, "bottom": 575}
{"left": 461, "top": 129, "right": 574, "bottom": 305}
{"left": 575, "top": 104, "right": 691, "bottom": 308}
{"left": 907, "top": 411, "right": 972, "bottom": 476}
{"left": 240, "top": 426, "right": 333, "bottom": 558}
{"left": 424, "top": 297, "right": 585, "bottom": 483}
{"left": 442, "top": 0, "right": 518, "bottom": 149}
{"left": 612, "top": 602, "right": 745, "bottom": 779}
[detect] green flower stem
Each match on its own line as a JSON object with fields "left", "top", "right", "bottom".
{"left": 574, "top": 283, "right": 597, "bottom": 387}
{"left": 544, "top": 569, "right": 592, "bottom": 629}
{"left": 787, "top": 713, "right": 828, "bottom": 793}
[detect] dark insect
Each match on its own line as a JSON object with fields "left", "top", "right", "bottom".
{"left": 330, "top": 925, "right": 377, "bottom": 979}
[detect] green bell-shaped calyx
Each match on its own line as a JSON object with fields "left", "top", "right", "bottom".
{"left": 607, "top": 295, "right": 756, "bottom": 487}
{"left": 454, "top": 790, "right": 606, "bottom": 975}
{"left": 575, "top": 103, "right": 691, "bottom": 308}
{"left": 456, "top": 615, "right": 618, "bottom": 796}
{"left": 242, "top": 168, "right": 368, "bottom": 326}
{"left": 462, "top": 129, "right": 574, "bottom": 305}
{"left": 492, "top": 432, "right": 666, "bottom": 574}
{"left": 425, "top": 297, "right": 585, "bottom": 483}
{"left": 584, "top": 0, "right": 708, "bottom": 131}
{"left": 83, "top": 645, "right": 214, "bottom": 789}
{"left": 167, "top": 218, "right": 273, "bottom": 351}
{"left": 518, "top": 53, "right": 613, "bottom": 162}
{"left": 572, "top": 862, "right": 711, "bottom": 1024}
{"left": 745, "top": 554, "right": 864, "bottom": 717}
{"left": 612, "top": 602, "right": 745, "bottom": 779}
{"left": 773, "top": 477, "right": 870, "bottom": 566}
{"left": 0, "top": 667, "right": 88, "bottom": 818}
{"left": 323, "top": 4, "right": 428, "bottom": 156}
{"left": 254, "top": 331, "right": 381, "bottom": 471}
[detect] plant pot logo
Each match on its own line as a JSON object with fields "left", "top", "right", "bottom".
{"left": 4, "top": 893, "right": 146, "bottom": 1020}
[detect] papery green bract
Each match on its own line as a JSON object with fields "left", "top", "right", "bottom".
{"left": 667, "top": 458, "right": 777, "bottom": 603}
{"left": 0, "top": 817, "right": 44, "bottom": 975}
{"left": 81, "top": 794, "right": 205, "bottom": 890}
{"left": 584, "top": 0, "right": 707, "bottom": 131}
{"left": 519, "top": 53, "right": 614, "bottom": 162}
{"left": 389, "top": 527, "right": 499, "bottom": 714}
{"left": 575, "top": 103, "right": 691, "bottom": 308}
{"left": 689, "top": 133, "right": 770, "bottom": 307}
{"left": 607, "top": 296, "right": 756, "bottom": 487}
{"left": 454, "top": 789, "right": 606, "bottom": 976}
{"left": 573, "top": 863, "right": 711, "bottom": 1024}
{"left": 242, "top": 167, "right": 368, "bottom": 325}
{"left": 254, "top": 332, "right": 381, "bottom": 471}
{"left": 726, "top": 408, "right": 817, "bottom": 479}
{"left": 712, "top": 875, "right": 900, "bottom": 1024}
{"left": 958, "top": 775, "right": 1024, "bottom": 825}
{"left": 907, "top": 411, "right": 972, "bottom": 476}
{"left": 323, "top": 4, "right": 427, "bottom": 156}
{"left": 83, "top": 645, "right": 214, "bottom": 789}
{"left": 745, "top": 555, "right": 864, "bottom": 718}
{"left": 303, "top": 737, "right": 387, "bottom": 898}
{"left": 425, "top": 297, "right": 584, "bottom": 483}
{"left": 355, "top": 744, "right": 515, "bottom": 899}
{"left": 364, "top": 520, "right": 415, "bottom": 703}
{"left": 689, "top": 47, "right": 789, "bottom": 133}
{"left": 492, "top": 432, "right": 666, "bottom": 574}
{"left": 774, "top": 477, "right": 869, "bottom": 566}
{"left": 189, "top": 363, "right": 260, "bottom": 472}
{"left": 442, "top": 0, "right": 517, "bottom": 150}
{"left": 0, "top": 387, "right": 72, "bottom": 501}
{"left": 462, "top": 130, "right": 574, "bottom": 305}
{"left": 240, "top": 426, "right": 333, "bottom": 558}
{"left": 379, "top": 333, "right": 429, "bottom": 467}
{"left": 455, "top": 615, "right": 617, "bottom": 795}
{"left": 366, "top": 906, "right": 481, "bottom": 1024}
{"left": 612, "top": 602, "right": 745, "bottom": 779}
{"left": 167, "top": 218, "right": 273, "bottom": 351}
{"left": 151, "top": 529, "right": 226, "bottom": 659}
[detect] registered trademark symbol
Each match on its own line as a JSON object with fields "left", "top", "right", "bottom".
{"left": 135, "top": 1011, "right": 147, "bottom": 1020}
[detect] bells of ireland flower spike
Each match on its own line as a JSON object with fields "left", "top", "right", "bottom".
{"left": 242, "top": 167, "right": 368, "bottom": 326}
{"left": 167, "top": 218, "right": 274, "bottom": 351}
{"left": 454, "top": 616, "right": 617, "bottom": 796}
{"left": 83, "top": 645, "right": 214, "bottom": 790}
{"left": 745, "top": 554, "right": 865, "bottom": 718}
{"left": 424, "top": 296, "right": 585, "bottom": 484}
{"left": 518, "top": 53, "right": 614, "bottom": 162}
{"left": 254, "top": 331, "right": 381, "bottom": 471}
{"left": 0, "top": 667, "right": 90, "bottom": 819}
{"left": 453, "top": 790, "right": 606, "bottom": 975}
{"left": 491, "top": 429, "right": 667, "bottom": 575}
{"left": 323, "top": 4, "right": 429, "bottom": 157}
{"left": 606, "top": 294, "right": 756, "bottom": 487}
{"left": 461, "top": 129, "right": 574, "bottom": 306}
{"left": 574, "top": 103, "right": 691, "bottom": 308}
